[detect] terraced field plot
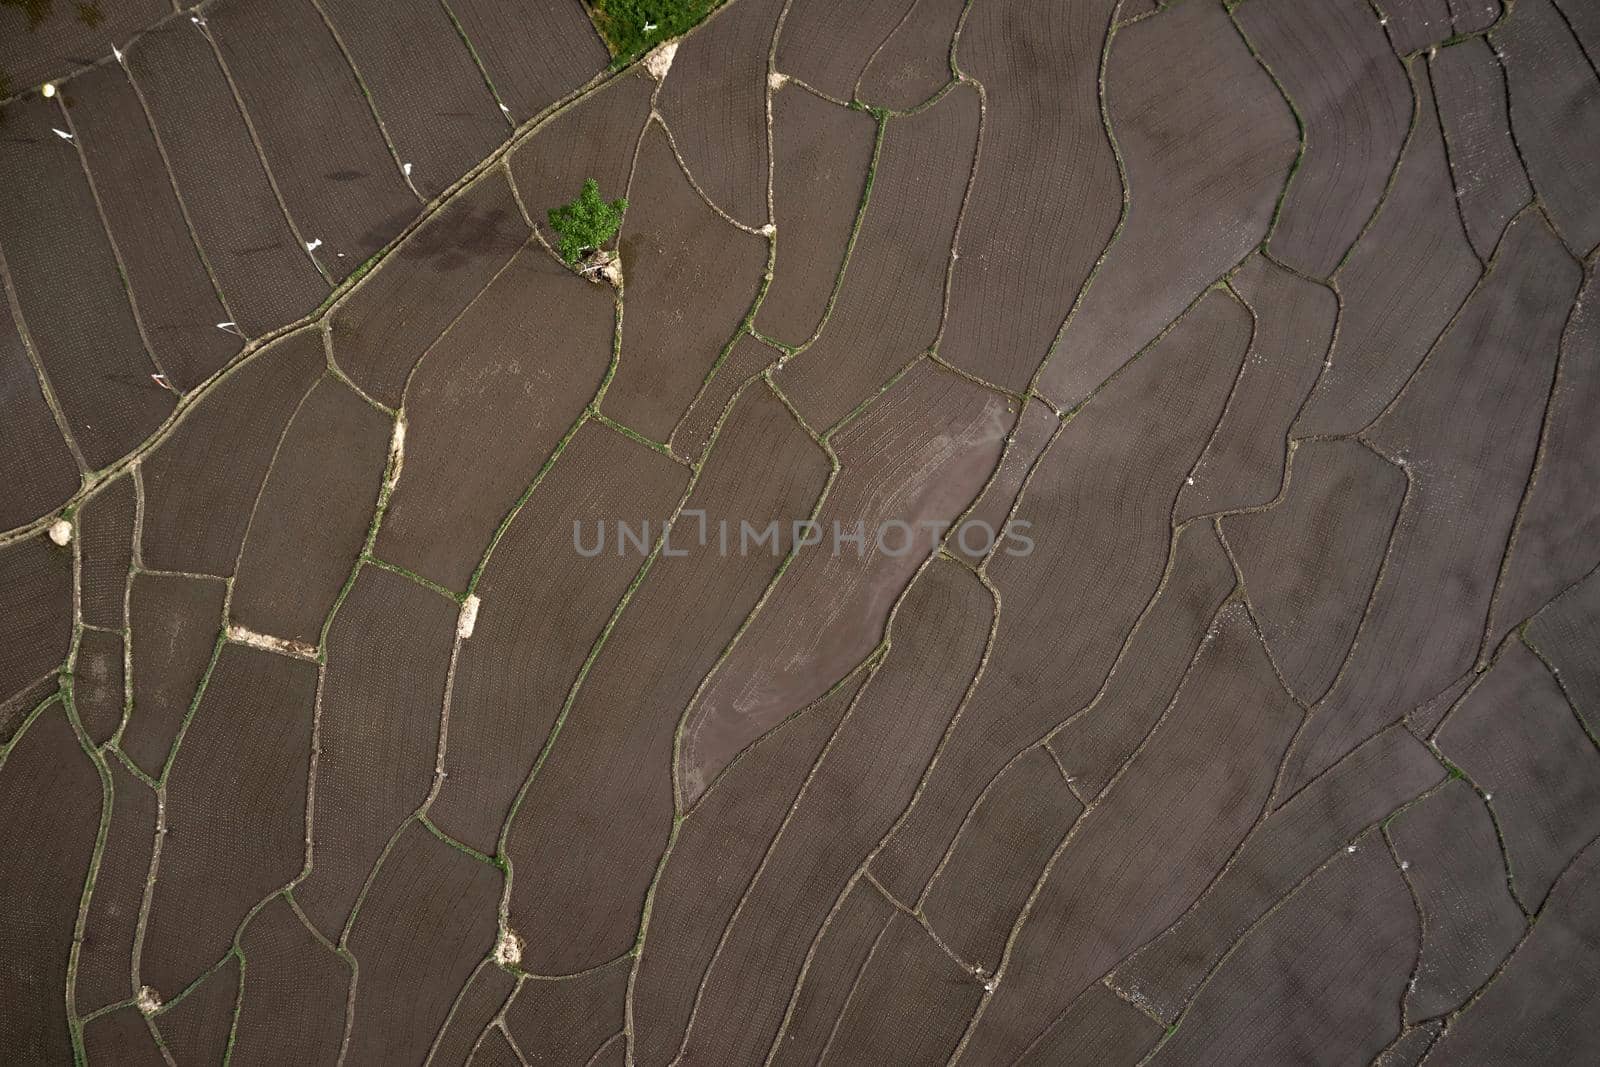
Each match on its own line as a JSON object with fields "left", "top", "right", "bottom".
{"left": 2, "top": 0, "right": 1599, "bottom": 1064}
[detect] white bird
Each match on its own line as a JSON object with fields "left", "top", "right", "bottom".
{"left": 305, "top": 238, "right": 323, "bottom": 252}
{"left": 52, "top": 127, "right": 73, "bottom": 141}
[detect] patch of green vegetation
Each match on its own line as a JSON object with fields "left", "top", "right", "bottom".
{"left": 314, "top": 245, "right": 388, "bottom": 314}
{"left": 548, "top": 178, "right": 627, "bottom": 266}
{"left": 588, "top": 0, "right": 715, "bottom": 63}
{"left": 337, "top": 245, "right": 387, "bottom": 289}
{"left": 1431, "top": 752, "right": 1469, "bottom": 781}
{"left": 76, "top": 0, "right": 100, "bottom": 27}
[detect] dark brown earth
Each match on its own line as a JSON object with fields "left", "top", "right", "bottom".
{"left": 2, "top": 0, "right": 1598, "bottom": 1064}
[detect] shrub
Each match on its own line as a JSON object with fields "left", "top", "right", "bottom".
{"left": 548, "top": 179, "right": 627, "bottom": 266}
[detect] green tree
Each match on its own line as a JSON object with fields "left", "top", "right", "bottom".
{"left": 548, "top": 179, "right": 627, "bottom": 267}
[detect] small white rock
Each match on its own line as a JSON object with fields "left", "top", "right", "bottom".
{"left": 645, "top": 38, "right": 679, "bottom": 81}
{"left": 457, "top": 594, "right": 481, "bottom": 640}
{"left": 387, "top": 417, "right": 407, "bottom": 488}
{"left": 48, "top": 518, "right": 73, "bottom": 546}
{"left": 493, "top": 928, "right": 523, "bottom": 968}
{"left": 226, "top": 623, "right": 318, "bottom": 659}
